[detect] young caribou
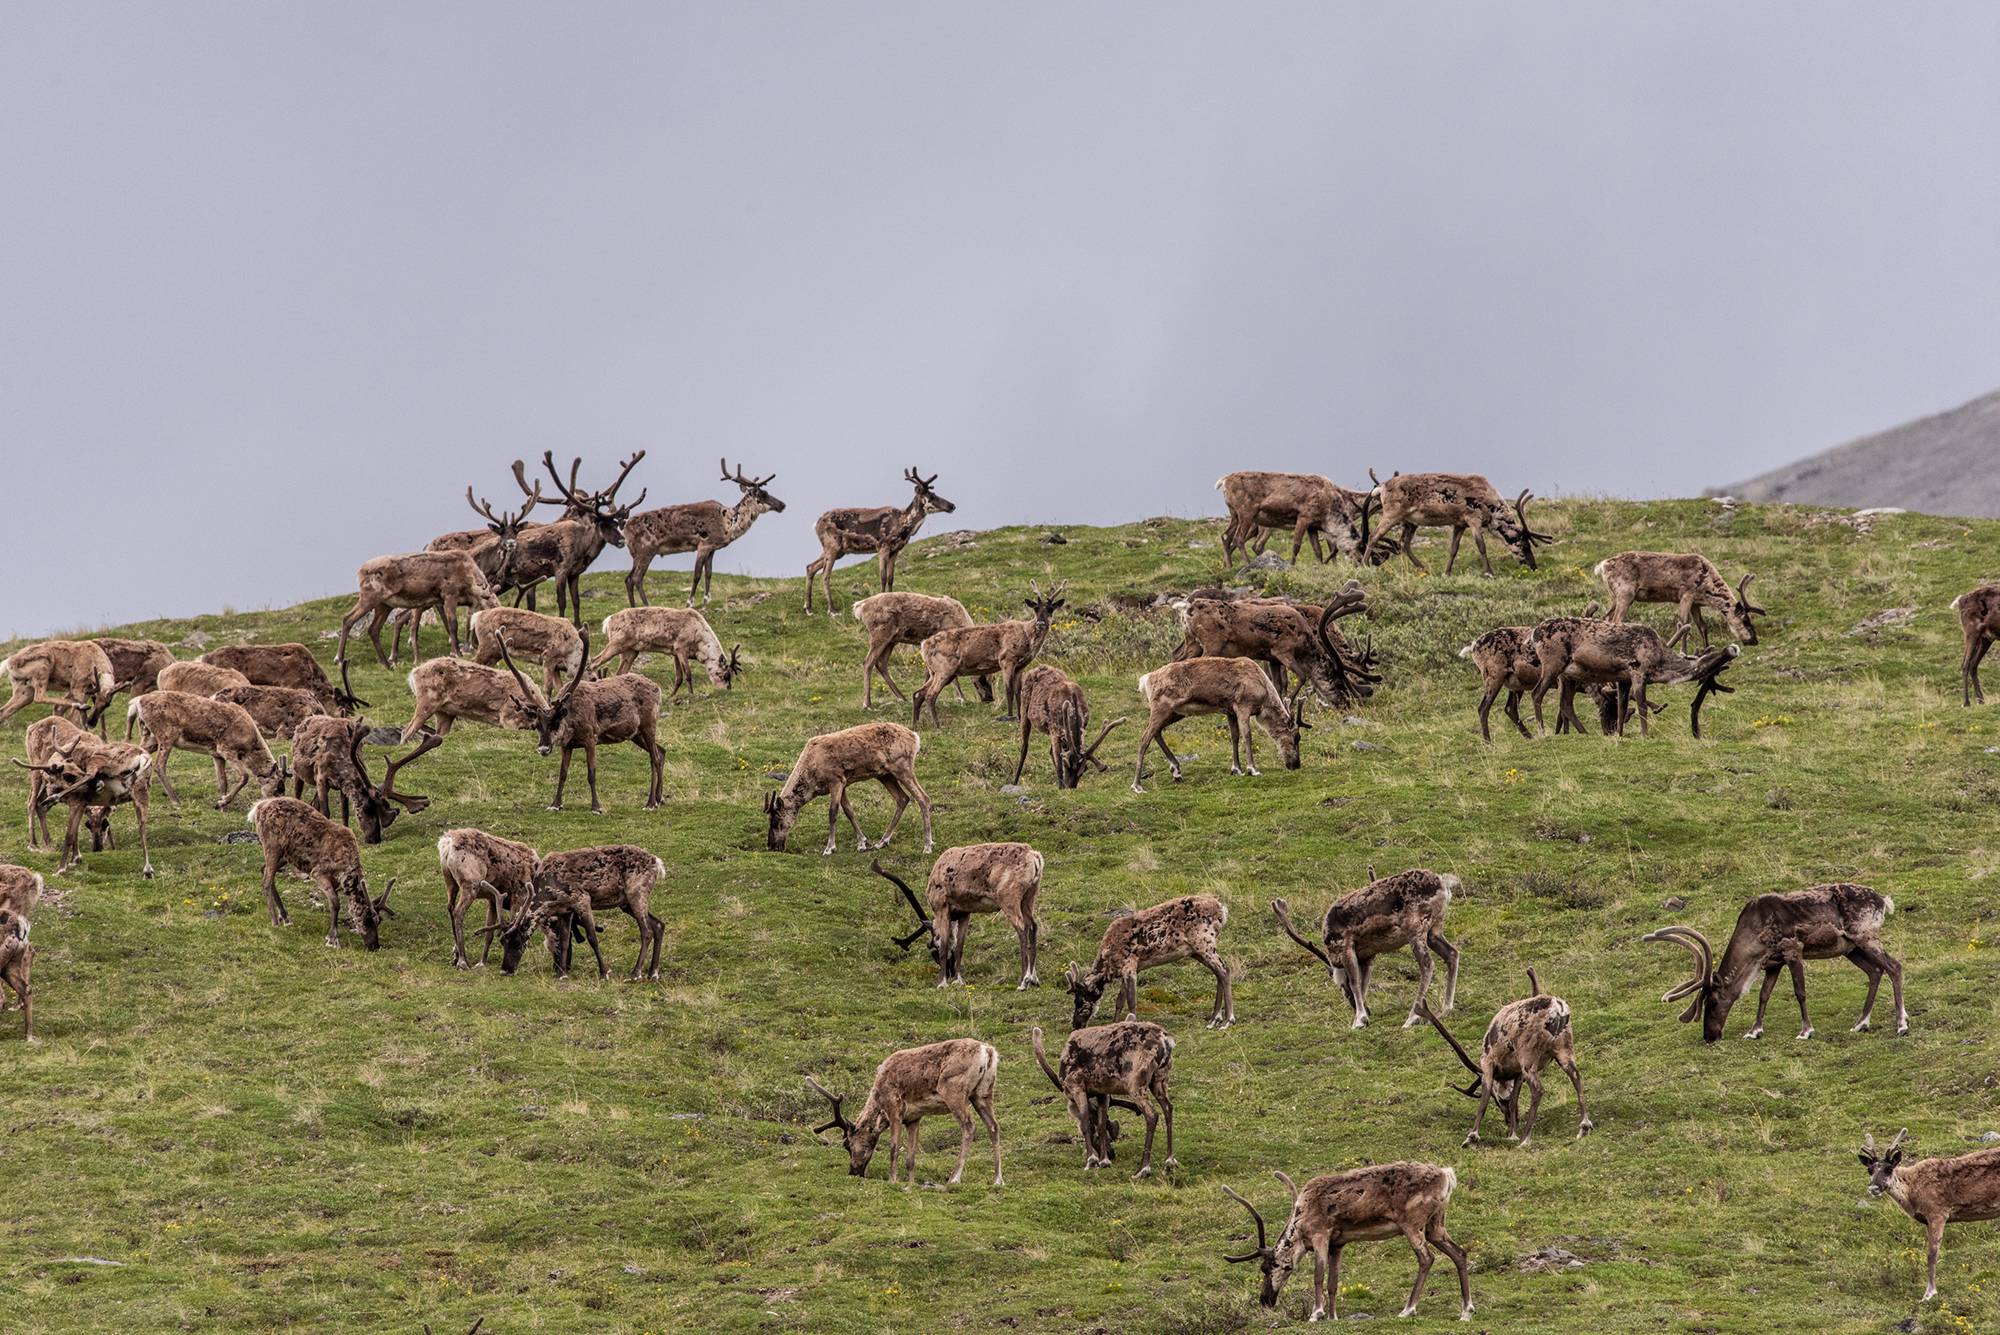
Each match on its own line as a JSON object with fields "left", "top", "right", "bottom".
{"left": 591, "top": 607, "right": 741, "bottom": 698}
{"left": 1271, "top": 869, "right": 1461, "bottom": 1028}
{"left": 1361, "top": 469, "right": 1554, "bottom": 574}
{"left": 764, "top": 721, "right": 934, "bottom": 855}
{"left": 1952, "top": 584, "right": 2000, "bottom": 706}
{"left": 621, "top": 458, "right": 785, "bottom": 607}
{"left": 910, "top": 582, "right": 1065, "bottom": 725}
{"left": 1595, "top": 551, "right": 1764, "bottom": 646}
{"left": 1643, "top": 884, "right": 1906, "bottom": 1041}
{"left": 1010, "top": 665, "right": 1123, "bottom": 788}
{"left": 1858, "top": 1128, "right": 2000, "bottom": 1303}
{"left": 803, "top": 467, "right": 956, "bottom": 614}
{"left": 852, "top": 591, "right": 990, "bottom": 709}
{"left": 1031, "top": 1021, "right": 1176, "bottom": 1177}
{"left": 1132, "top": 657, "right": 1307, "bottom": 794}
{"left": 874, "top": 844, "right": 1043, "bottom": 988}
{"left": 247, "top": 796, "right": 396, "bottom": 949}
{"left": 1064, "top": 894, "right": 1235, "bottom": 1030}
{"left": 127, "top": 690, "right": 288, "bottom": 809}
{"left": 804, "top": 1039, "right": 1002, "bottom": 1186}
{"left": 1221, "top": 1166, "right": 1472, "bottom": 1322}
{"left": 1418, "top": 969, "right": 1592, "bottom": 1148}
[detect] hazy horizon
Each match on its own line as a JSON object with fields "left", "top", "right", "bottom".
{"left": 8, "top": 3, "right": 1999, "bottom": 638}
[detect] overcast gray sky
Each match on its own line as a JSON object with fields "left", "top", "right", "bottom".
{"left": 7, "top": 3, "right": 1999, "bottom": 636}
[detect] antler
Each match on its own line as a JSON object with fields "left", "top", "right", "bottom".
{"left": 378, "top": 728, "right": 442, "bottom": 812}
{"left": 1270, "top": 898, "right": 1335, "bottom": 974}
{"left": 1415, "top": 1000, "right": 1486, "bottom": 1091}
{"left": 1736, "top": 573, "right": 1766, "bottom": 615}
{"left": 871, "top": 859, "right": 932, "bottom": 950}
{"left": 1688, "top": 644, "right": 1740, "bottom": 738}
{"left": 1219, "top": 1184, "right": 1270, "bottom": 1262}
{"left": 492, "top": 634, "right": 543, "bottom": 709}
{"left": 600, "top": 450, "right": 646, "bottom": 504}
{"left": 1080, "top": 716, "right": 1126, "bottom": 768}
{"left": 1642, "top": 926, "right": 1715, "bottom": 1006}
{"left": 1514, "top": 490, "right": 1558, "bottom": 545}
{"left": 803, "top": 1076, "right": 853, "bottom": 1135}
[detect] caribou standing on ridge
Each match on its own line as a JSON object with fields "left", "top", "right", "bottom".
{"left": 803, "top": 468, "right": 955, "bottom": 615}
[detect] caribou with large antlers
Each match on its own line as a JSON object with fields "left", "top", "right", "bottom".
{"left": 1173, "top": 584, "right": 1377, "bottom": 708}
{"left": 621, "top": 458, "right": 785, "bottom": 607}
{"left": 803, "top": 1038, "right": 1002, "bottom": 1186}
{"left": 874, "top": 845, "right": 1042, "bottom": 989}
{"left": 1064, "top": 894, "right": 1234, "bottom": 1030}
{"left": 910, "top": 582, "right": 1065, "bottom": 725}
{"left": 1643, "top": 884, "right": 1906, "bottom": 1041}
{"left": 1361, "top": 469, "right": 1555, "bottom": 574}
{"left": 1952, "top": 584, "right": 2000, "bottom": 706}
{"left": 764, "top": 721, "right": 934, "bottom": 854}
{"left": 1220, "top": 1165, "right": 1472, "bottom": 1322}
{"left": 1031, "top": 1021, "right": 1176, "bottom": 1177}
{"left": 1010, "top": 665, "right": 1123, "bottom": 789}
{"left": 1214, "top": 470, "right": 1379, "bottom": 566}
{"left": 389, "top": 484, "right": 547, "bottom": 659}
{"left": 201, "top": 643, "right": 363, "bottom": 714}
{"left": 495, "top": 632, "right": 665, "bottom": 812}
{"left": 1132, "top": 657, "right": 1307, "bottom": 793}
{"left": 1271, "top": 869, "right": 1461, "bottom": 1029}
{"left": 1858, "top": 1128, "right": 2000, "bottom": 1303}
{"left": 247, "top": 796, "right": 396, "bottom": 949}
{"left": 18, "top": 714, "right": 154, "bottom": 877}
{"left": 803, "top": 467, "right": 956, "bottom": 614}
{"left": 1418, "top": 968, "right": 1591, "bottom": 1148}
{"left": 1596, "top": 551, "right": 1765, "bottom": 647}
{"left": 288, "top": 715, "right": 439, "bottom": 845}
{"left": 1528, "top": 616, "right": 1739, "bottom": 737}
{"left": 506, "top": 451, "right": 647, "bottom": 623}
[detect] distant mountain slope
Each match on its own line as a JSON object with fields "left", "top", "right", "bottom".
{"left": 1716, "top": 386, "right": 2000, "bottom": 517}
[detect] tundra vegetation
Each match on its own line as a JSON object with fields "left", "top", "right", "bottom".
{"left": 0, "top": 500, "right": 1998, "bottom": 1333}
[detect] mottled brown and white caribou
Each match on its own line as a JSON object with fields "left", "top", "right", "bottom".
{"left": 490, "top": 843, "right": 667, "bottom": 980}
{"left": 1271, "top": 869, "right": 1461, "bottom": 1028}
{"left": 127, "top": 690, "right": 288, "bottom": 809}
{"left": 1459, "top": 610, "right": 1665, "bottom": 742}
{"left": 621, "top": 459, "right": 785, "bottom": 607}
{"left": 1221, "top": 1165, "right": 1472, "bottom": 1322}
{"left": 764, "top": 721, "right": 934, "bottom": 855}
{"left": 804, "top": 1038, "right": 1003, "bottom": 1186}
{"left": 17, "top": 715, "right": 154, "bottom": 877}
{"left": 1952, "top": 584, "right": 2000, "bottom": 706}
{"left": 247, "top": 796, "right": 396, "bottom": 949}
{"left": 851, "top": 591, "right": 989, "bottom": 710}
{"left": 202, "top": 642, "right": 362, "bottom": 713}
{"left": 469, "top": 607, "right": 586, "bottom": 694}
{"left": 156, "top": 660, "right": 250, "bottom": 698}
{"left": 336, "top": 549, "right": 498, "bottom": 669}
{"left": 1419, "top": 969, "right": 1591, "bottom": 1148}
{"left": 910, "top": 583, "right": 1065, "bottom": 725}
{"left": 1643, "top": 884, "right": 1906, "bottom": 1041}
{"left": 494, "top": 634, "right": 665, "bottom": 812}
{"left": 1214, "top": 470, "right": 1379, "bottom": 566}
{"left": 1173, "top": 585, "right": 1376, "bottom": 708}
{"left": 1032, "top": 1020, "right": 1176, "bottom": 1177}
{"left": 1361, "top": 469, "right": 1555, "bottom": 574}
{"left": 212, "top": 685, "right": 329, "bottom": 742}
{"left": 0, "top": 864, "right": 40, "bottom": 1041}
{"left": 436, "top": 827, "right": 539, "bottom": 969}
{"left": 803, "top": 467, "right": 956, "bottom": 614}
{"left": 591, "top": 607, "right": 740, "bottom": 698}
{"left": 874, "top": 844, "right": 1043, "bottom": 988}
{"left": 288, "top": 715, "right": 439, "bottom": 844}
{"left": 1858, "top": 1128, "right": 2000, "bottom": 1303}
{"left": 1010, "top": 665, "right": 1123, "bottom": 788}
{"left": 1065, "top": 894, "right": 1235, "bottom": 1030}
{"left": 0, "top": 640, "right": 118, "bottom": 729}
{"left": 389, "top": 485, "right": 546, "bottom": 659}
{"left": 1132, "top": 657, "right": 1307, "bottom": 793}
{"left": 400, "top": 658, "right": 547, "bottom": 741}
{"left": 1528, "top": 616, "right": 1739, "bottom": 737}
{"left": 507, "top": 452, "right": 647, "bottom": 623}
{"left": 1595, "top": 551, "right": 1764, "bottom": 646}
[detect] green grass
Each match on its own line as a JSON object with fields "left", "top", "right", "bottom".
{"left": 4, "top": 499, "right": 2000, "bottom": 1333}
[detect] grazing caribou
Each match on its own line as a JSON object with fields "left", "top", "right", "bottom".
{"left": 17, "top": 715, "right": 154, "bottom": 877}
{"left": 765, "top": 721, "right": 934, "bottom": 855}
{"left": 127, "top": 690, "right": 287, "bottom": 809}
{"left": 1858, "top": 1128, "right": 2000, "bottom": 1303}
{"left": 1173, "top": 585, "right": 1375, "bottom": 708}
{"left": 910, "top": 582, "right": 1064, "bottom": 725}
{"left": 1132, "top": 657, "right": 1307, "bottom": 793}
{"left": 0, "top": 864, "right": 40, "bottom": 1041}
{"left": 436, "top": 827, "right": 539, "bottom": 969}
{"left": 1460, "top": 620, "right": 1662, "bottom": 741}
{"left": 852, "top": 591, "right": 990, "bottom": 709}
{"left": 1221, "top": 1165, "right": 1471, "bottom": 1322}
{"left": 804, "top": 1038, "right": 1003, "bottom": 1186}
{"left": 1031, "top": 1021, "right": 1176, "bottom": 1177}
{"left": 591, "top": 607, "right": 741, "bottom": 698}
{"left": 874, "top": 845, "right": 1042, "bottom": 988}
{"left": 212, "top": 685, "right": 329, "bottom": 742}
{"left": 1361, "top": 470, "right": 1554, "bottom": 574}
{"left": 1952, "top": 584, "right": 2000, "bottom": 706}
{"left": 621, "top": 459, "right": 785, "bottom": 606}
{"left": 1064, "top": 894, "right": 1234, "bottom": 1029}
{"left": 1010, "top": 665, "right": 1123, "bottom": 788}
{"left": 491, "top": 843, "right": 667, "bottom": 980}
{"left": 288, "top": 716, "right": 439, "bottom": 844}
{"left": 202, "top": 642, "right": 362, "bottom": 713}
{"left": 1643, "top": 884, "right": 1906, "bottom": 1041}
{"left": 92, "top": 637, "right": 174, "bottom": 699}
{"left": 400, "top": 657, "right": 547, "bottom": 741}
{"left": 1271, "top": 869, "right": 1461, "bottom": 1028}
{"left": 469, "top": 606, "right": 586, "bottom": 694}
{"left": 1419, "top": 969, "right": 1591, "bottom": 1148}
{"left": 804, "top": 467, "right": 956, "bottom": 614}
{"left": 1528, "top": 616, "right": 1738, "bottom": 737}
{"left": 1596, "top": 551, "right": 1764, "bottom": 646}
{"left": 336, "top": 549, "right": 498, "bottom": 668}
{"left": 247, "top": 796, "right": 395, "bottom": 949}
{"left": 156, "top": 660, "right": 250, "bottom": 698}
{"left": 1214, "top": 470, "right": 1378, "bottom": 566}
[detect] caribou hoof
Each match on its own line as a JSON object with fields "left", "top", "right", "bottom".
{"left": 821, "top": 843, "right": 838, "bottom": 856}
{"left": 1245, "top": 765, "right": 1260, "bottom": 777}
{"left": 1743, "top": 1027, "right": 1763, "bottom": 1040}
{"left": 1897, "top": 1019, "right": 1910, "bottom": 1036}
{"left": 1578, "top": 1118, "right": 1594, "bottom": 1138}
{"left": 1130, "top": 783, "right": 1146, "bottom": 794}
{"left": 546, "top": 803, "right": 564, "bottom": 812}
{"left": 1796, "top": 1026, "right": 1814, "bottom": 1040}
{"left": 1852, "top": 1019, "right": 1870, "bottom": 1032}
{"left": 1464, "top": 1132, "right": 1481, "bottom": 1148}
{"left": 324, "top": 936, "right": 341, "bottom": 948}
{"left": 1133, "top": 1165, "right": 1151, "bottom": 1179}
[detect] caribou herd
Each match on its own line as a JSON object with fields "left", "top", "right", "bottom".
{"left": 1, "top": 454, "right": 1989, "bottom": 1317}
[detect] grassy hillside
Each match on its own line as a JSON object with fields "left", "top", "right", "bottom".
{"left": 4, "top": 499, "right": 2000, "bottom": 1334}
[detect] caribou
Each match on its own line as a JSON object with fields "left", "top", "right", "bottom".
{"left": 1270, "top": 868, "right": 1461, "bottom": 1028}
{"left": 803, "top": 467, "right": 955, "bottom": 614}
{"left": 621, "top": 458, "right": 785, "bottom": 606}
{"left": 1858, "top": 1128, "right": 2000, "bottom": 1303}
{"left": 1528, "top": 616, "right": 1739, "bottom": 737}
{"left": 1132, "top": 657, "right": 1307, "bottom": 793}
{"left": 1361, "top": 469, "right": 1555, "bottom": 574}
{"left": 764, "top": 721, "right": 934, "bottom": 855}
{"left": 803, "top": 1039, "right": 1002, "bottom": 1186}
{"left": 1952, "top": 584, "right": 2000, "bottom": 706}
{"left": 909, "top": 582, "right": 1065, "bottom": 725}
{"left": 852, "top": 591, "right": 990, "bottom": 710}
{"left": 1418, "top": 969, "right": 1592, "bottom": 1148}
{"left": 1031, "top": 1020, "right": 1176, "bottom": 1177}
{"left": 17, "top": 715, "right": 154, "bottom": 878}
{"left": 1214, "top": 470, "right": 1379, "bottom": 566}
{"left": 874, "top": 844, "right": 1042, "bottom": 988}
{"left": 247, "top": 796, "right": 396, "bottom": 949}
{"left": 1596, "top": 551, "right": 1764, "bottom": 646}
{"left": 1064, "top": 894, "right": 1235, "bottom": 1030}
{"left": 1009, "top": 665, "right": 1123, "bottom": 788}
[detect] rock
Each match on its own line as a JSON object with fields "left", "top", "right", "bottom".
{"left": 1187, "top": 540, "right": 1210, "bottom": 549}
{"left": 999, "top": 784, "right": 1026, "bottom": 795}
{"left": 1517, "top": 1246, "right": 1588, "bottom": 1274}
{"left": 178, "top": 630, "right": 213, "bottom": 649}
{"left": 1849, "top": 606, "right": 1916, "bottom": 636}
{"left": 1980, "top": 1131, "right": 2000, "bottom": 1142}
{"left": 1043, "top": 531, "right": 1068, "bottom": 545}
{"left": 1351, "top": 740, "right": 1383, "bottom": 753}
{"left": 218, "top": 831, "right": 261, "bottom": 846}
{"left": 1854, "top": 507, "right": 1908, "bottom": 518}
{"left": 363, "top": 726, "right": 405, "bottom": 746}
{"left": 317, "top": 629, "right": 340, "bottom": 641}
{"left": 1241, "top": 553, "right": 1292, "bottom": 573}
{"left": 1664, "top": 896, "right": 1686, "bottom": 911}
{"left": 1341, "top": 715, "right": 1380, "bottom": 728}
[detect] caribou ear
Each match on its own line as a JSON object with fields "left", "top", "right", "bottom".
{"left": 1857, "top": 1153, "right": 1877, "bottom": 1167}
